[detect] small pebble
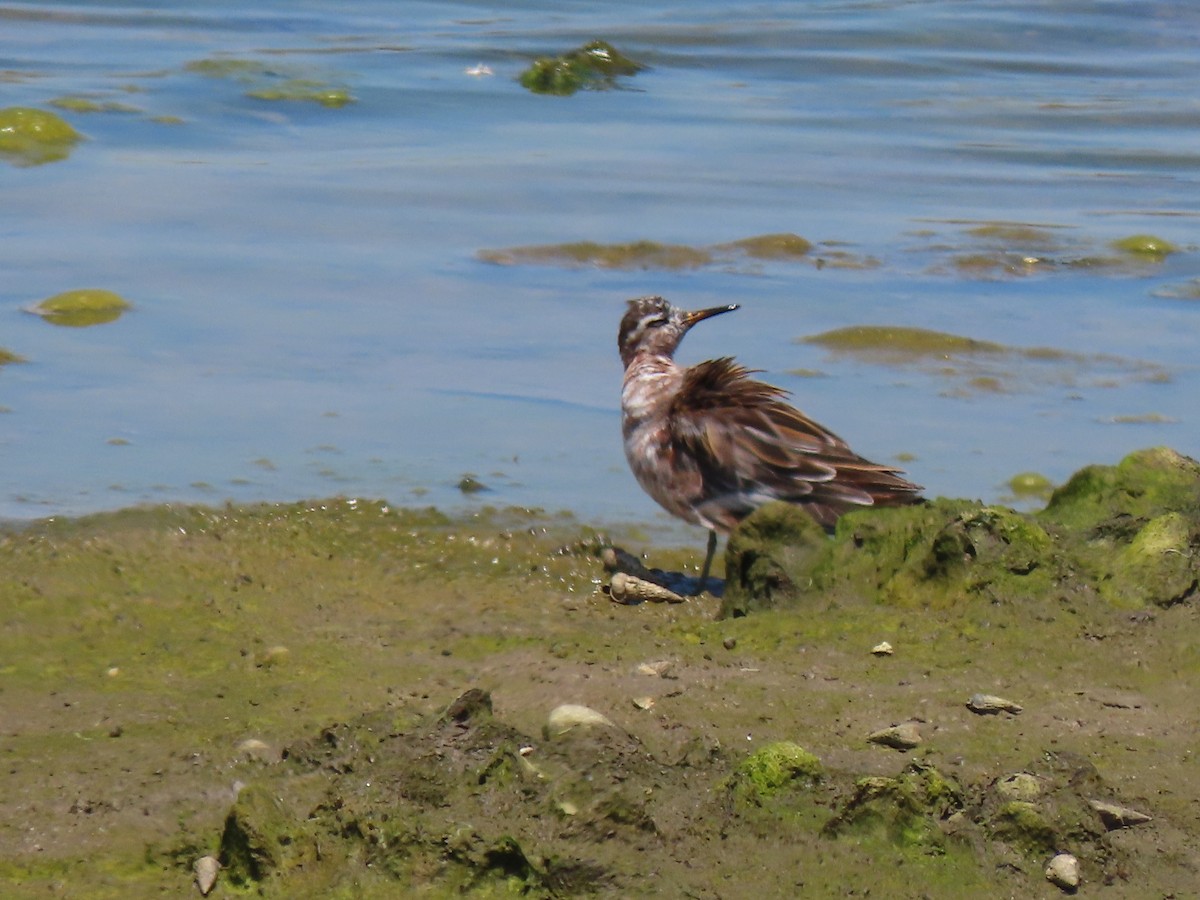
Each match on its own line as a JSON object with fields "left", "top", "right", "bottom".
{"left": 871, "top": 641, "right": 894, "bottom": 656}
{"left": 632, "top": 696, "right": 655, "bottom": 710}
{"left": 722, "top": 636, "right": 737, "bottom": 650}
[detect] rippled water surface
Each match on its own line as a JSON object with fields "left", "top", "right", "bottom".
{"left": 3, "top": 1, "right": 1199, "bottom": 529}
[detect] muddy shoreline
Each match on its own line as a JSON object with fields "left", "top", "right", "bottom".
{"left": 3, "top": 450, "right": 1199, "bottom": 897}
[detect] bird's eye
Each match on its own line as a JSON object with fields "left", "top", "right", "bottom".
{"left": 648, "top": 315, "right": 668, "bottom": 328}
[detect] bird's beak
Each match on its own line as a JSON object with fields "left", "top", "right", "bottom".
{"left": 683, "top": 303, "right": 739, "bottom": 329}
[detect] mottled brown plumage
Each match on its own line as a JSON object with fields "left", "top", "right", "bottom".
{"left": 618, "top": 295, "right": 922, "bottom": 591}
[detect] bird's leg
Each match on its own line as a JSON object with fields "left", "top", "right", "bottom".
{"left": 695, "top": 529, "right": 718, "bottom": 595}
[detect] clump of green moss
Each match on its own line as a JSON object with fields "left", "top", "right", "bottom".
{"left": 519, "top": 40, "right": 645, "bottom": 95}
{"left": 28, "top": 289, "right": 131, "bottom": 327}
{"left": 979, "top": 751, "right": 1110, "bottom": 863}
{"left": 823, "top": 763, "right": 963, "bottom": 853}
{"left": 219, "top": 783, "right": 311, "bottom": 886}
{"left": 0, "top": 106, "right": 82, "bottom": 166}
{"left": 723, "top": 446, "right": 1200, "bottom": 616}
{"left": 731, "top": 742, "right": 824, "bottom": 804}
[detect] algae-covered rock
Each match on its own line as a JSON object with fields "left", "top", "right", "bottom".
{"left": 1101, "top": 511, "right": 1200, "bottom": 609}
{"left": 721, "top": 448, "right": 1200, "bottom": 616}
{"left": 721, "top": 501, "right": 828, "bottom": 617}
{"left": 1041, "top": 448, "right": 1200, "bottom": 608}
{"left": 219, "top": 783, "right": 307, "bottom": 886}
{"left": 29, "top": 288, "right": 131, "bottom": 327}
{"left": 730, "top": 742, "right": 823, "bottom": 805}
{"left": 880, "top": 505, "right": 1057, "bottom": 609}
{"left": 823, "top": 762, "right": 963, "bottom": 853}
{"left": 0, "top": 106, "right": 82, "bottom": 166}
{"left": 519, "top": 40, "right": 645, "bottom": 96}
{"left": 980, "top": 751, "right": 1109, "bottom": 864}
{"left": 1040, "top": 447, "right": 1200, "bottom": 532}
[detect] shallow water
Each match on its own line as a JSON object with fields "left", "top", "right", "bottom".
{"left": 2, "top": 0, "right": 1198, "bottom": 530}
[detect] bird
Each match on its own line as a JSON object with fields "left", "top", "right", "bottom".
{"left": 617, "top": 295, "right": 923, "bottom": 592}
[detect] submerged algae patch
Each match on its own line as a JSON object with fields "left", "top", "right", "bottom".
{"left": 49, "top": 96, "right": 141, "bottom": 115}
{"left": 28, "top": 288, "right": 131, "bottom": 327}
{"left": 715, "top": 232, "right": 813, "bottom": 259}
{"left": 185, "top": 56, "right": 354, "bottom": 107}
{"left": 247, "top": 80, "right": 354, "bottom": 108}
{"left": 479, "top": 240, "right": 713, "bottom": 270}
{"left": 478, "top": 232, "right": 817, "bottom": 271}
{"left": 0, "top": 106, "right": 82, "bottom": 166}
{"left": 802, "top": 326, "right": 1006, "bottom": 363}
{"left": 800, "top": 324, "right": 1171, "bottom": 395}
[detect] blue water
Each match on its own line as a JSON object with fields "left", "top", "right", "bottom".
{"left": 3, "top": 1, "right": 1199, "bottom": 530}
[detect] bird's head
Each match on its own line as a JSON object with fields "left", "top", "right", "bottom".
{"left": 617, "top": 296, "right": 739, "bottom": 368}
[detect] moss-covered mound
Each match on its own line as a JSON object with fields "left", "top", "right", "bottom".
{"left": 723, "top": 447, "right": 1200, "bottom": 617}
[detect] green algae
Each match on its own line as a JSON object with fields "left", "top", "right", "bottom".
{"left": 48, "top": 96, "right": 141, "bottom": 114}
{"left": 0, "top": 106, "right": 82, "bottom": 166}
{"left": 479, "top": 240, "right": 713, "bottom": 270}
{"left": 723, "top": 447, "right": 1200, "bottom": 617}
{"left": 965, "top": 223, "right": 1062, "bottom": 247}
{"left": 185, "top": 56, "right": 354, "bottom": 108}
{"left": 1005, "top": 471, "right": 1055, "bottom": 500}
{"left": 802, "top": 325, "right": 1006, "bottom": 362}
{"left": 1108, "top": 412, "right": 1177, "bottom": 424}
{"left": 220, "top": 783, "right": 309, "bottom": 886}
{"left": 824, "top": 763, "right": 963, "bottom": 854}
{"left": 0, "top": 347, "right": 26, "bottom": 366}
{"left": 731, "top": 741, "right": 824, "bottom": 803}
{"left": 247, "top": 80, "right": 355, "bottom": 107}
{"left": 1113, "top": 233, "right": 1177, "bottom": 258}
{"left": 716, "top": 232, "right": 812, "bottom": 259}
{"left": 28, "top": 288, "right": 131, "bottom": 327}
{"left": 519, "top": 40, "right": 644, "bottom": 96}
{"left": 800, "top": 324, "right": 1171, "bottom": 395}
{"left": 477, "top": 233, "right": 819, "bottom": 271}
